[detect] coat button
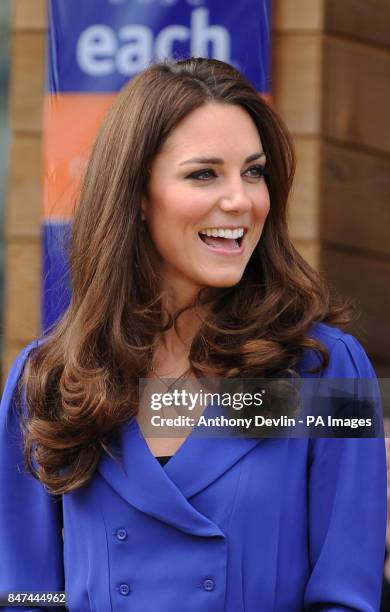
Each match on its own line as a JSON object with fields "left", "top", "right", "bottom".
{"left": 119, "top": 583, "right": 130, "bottom": 596}
{"left": 203, "top": 578, "right": 215, "bottom": 591}
{"left": 116, "top": 528, "right": 128, "bottom": 541}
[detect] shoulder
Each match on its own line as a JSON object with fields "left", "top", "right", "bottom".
{"left": 1, "top": 339, "right": 45, "bottom": 406}
{"left": 297, "top": 322, "right": 376, "bottom": 378}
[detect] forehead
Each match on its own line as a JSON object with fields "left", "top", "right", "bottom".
{"left": 159, "top": 103, "right": 262, "bottom": 161}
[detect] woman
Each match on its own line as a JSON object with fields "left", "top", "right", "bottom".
{"left": 0, "top": 58, "right": 386, "bottom": 611}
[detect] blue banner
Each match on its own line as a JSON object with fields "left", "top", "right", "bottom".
{"left": 47, "top": 0, "right": 271, "bottom": 93}
{"left": 43, "top": 0, "right": 271, "bottom": 332}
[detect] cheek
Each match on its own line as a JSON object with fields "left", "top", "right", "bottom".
{"left": 254, "top": 187, "right": 271, "bottom": 223}
{"left": 149, "top": 186, "right": 204, "bottom": 225}
{"left": 145, "top": 194, "right": 199, "bottom": 257}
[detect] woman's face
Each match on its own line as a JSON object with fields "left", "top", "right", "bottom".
{"left": 142, "top": 103, "right": 270, "bottom": 302}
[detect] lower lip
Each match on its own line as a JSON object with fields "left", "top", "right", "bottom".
{"left": 197, "top": 233, "right": 245, "bottom": 256}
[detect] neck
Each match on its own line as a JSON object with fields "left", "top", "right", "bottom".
{"left": 154, "top": 272, "right": 219, "bottom": 365}
{"left": 159, "top": 304, "right": 203, "bottom": 357}
{"left": 155, "top": 285, "right": 211, "bottom": 363}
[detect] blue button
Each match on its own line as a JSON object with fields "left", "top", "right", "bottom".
{"left": 116, "top": 528, "right": 128, "bottom": 541}
{"left": 119, "top": 583, "right": 130, "bottom": 596}
{"left": 203, "top": 578, "right": 215, "bottom": 591}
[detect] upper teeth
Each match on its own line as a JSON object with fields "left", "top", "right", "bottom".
{"left": 199, "top": 228, "right": 245, "bottom": 239}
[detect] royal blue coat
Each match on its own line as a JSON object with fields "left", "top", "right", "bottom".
{"left": 0, "top": 324, "right": 387, "bottom": 611}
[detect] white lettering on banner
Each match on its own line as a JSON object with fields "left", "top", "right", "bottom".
{"left": 77, "top": 25, "right": 118, "bottom": 76}
{"left": 117, "top": 26, "right": 153, "bottom": 73}
{"left": 154, "top": 25, "right": 189, "bottom": 59}
{"left": 190, "top": 8, "right": 229, "bottom": 59}
{"left": 76, "top": 8, "right": 231, "bottom": 77}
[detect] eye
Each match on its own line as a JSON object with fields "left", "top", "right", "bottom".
{"left": 186, "top": 169, "right": 216, "bottom": 181}
{"left": 243, "top": 165, "right": 266, "bottom": 179}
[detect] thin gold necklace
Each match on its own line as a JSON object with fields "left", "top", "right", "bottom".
{"left": 149, "top": 363, "right": 192, "bottom": 393}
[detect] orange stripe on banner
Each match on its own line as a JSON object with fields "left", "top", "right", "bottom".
{"left": 43, "top": 93, "right": 116, "bottom": 219}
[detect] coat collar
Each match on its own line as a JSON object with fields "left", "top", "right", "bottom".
{"left": 97, "top": 403, "right": 262, "bottom": 537}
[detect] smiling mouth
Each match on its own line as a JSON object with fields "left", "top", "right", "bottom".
{"left": 198, "top": 234, "right": 242, "bottom": 249}
{"left": 198, "top": 230, "right": 245, "bottom": 250}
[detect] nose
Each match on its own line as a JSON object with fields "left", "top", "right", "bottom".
{"left": 217, "top": 177, "right": 252, "bottom": 214}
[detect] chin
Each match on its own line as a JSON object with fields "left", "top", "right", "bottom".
{"left": 202, "top": 272, "right": 244, "bottom": 288}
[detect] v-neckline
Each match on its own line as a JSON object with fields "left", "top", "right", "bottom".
{"left": 96, "top": 404, "right": 263, "bottom": 536}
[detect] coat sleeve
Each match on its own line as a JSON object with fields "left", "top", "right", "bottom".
{"left": 303, "top": 335, "right": 387, "bottom": 612}
{"left": 0, "top": 343, "right": 65, "bottom": 612}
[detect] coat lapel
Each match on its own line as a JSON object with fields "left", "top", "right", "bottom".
{"left": 165, "top": 421, "right": 262, "bottom": 499}
{"left": 97, "top": 402, "right": 262, "bottom": 537}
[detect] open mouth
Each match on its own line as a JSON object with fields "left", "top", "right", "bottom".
{"left": 198, "top": 229, "right": 245, "bottom": 251}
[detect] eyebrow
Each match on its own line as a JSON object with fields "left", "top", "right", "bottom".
{"left": 179, "top": 152, "right": 266, "bottom": 165}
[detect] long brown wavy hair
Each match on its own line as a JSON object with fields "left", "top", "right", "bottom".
{"left": 19, "top": 57, "right": 351, "bottom": 494}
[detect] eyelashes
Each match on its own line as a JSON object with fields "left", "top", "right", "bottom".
{"left": 244, "top": 165, "right": 267, "bottom": 179}
{"left": 186, "top": 165, "right": 267, "bottom": 181}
